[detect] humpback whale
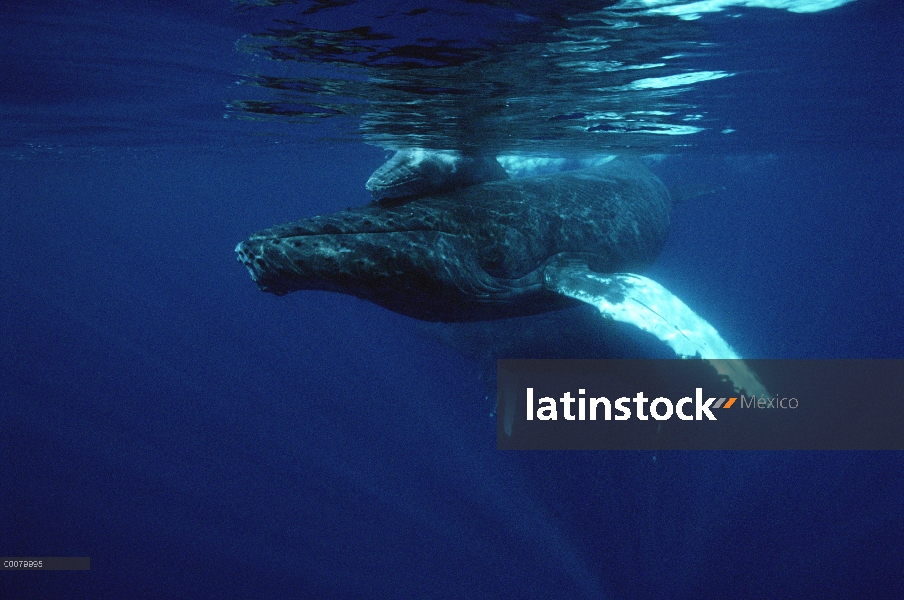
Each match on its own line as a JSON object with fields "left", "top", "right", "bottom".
{"left": 238, "top": 159, "right": 669, "bottom": 320}
{"left": 366, "top": 149, "right": 509, "bottom": 200}
{"left": 236, "top": 157, "right": 765, "bottom": 395}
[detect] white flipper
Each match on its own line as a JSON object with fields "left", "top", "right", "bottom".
{"left": 545, "top": 265, "right": 767, "bottom": 397}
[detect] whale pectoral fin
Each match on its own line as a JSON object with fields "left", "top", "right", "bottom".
{"left": 544, "top": 262, "right": 767, "bottom": 397}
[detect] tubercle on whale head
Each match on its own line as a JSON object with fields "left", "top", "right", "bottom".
{"left": 235, "top": 213, "right": 564, "bottom": 322}
{"left": 235, "top": 200, "right": 459, "bottom": 297}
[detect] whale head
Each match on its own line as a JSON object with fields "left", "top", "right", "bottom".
{"left": 235, "top": 198, "right": 569, "bottom": 321}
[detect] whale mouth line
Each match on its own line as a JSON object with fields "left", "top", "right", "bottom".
{"left": 254, "top": 226, "right": 458, "bottom": 242}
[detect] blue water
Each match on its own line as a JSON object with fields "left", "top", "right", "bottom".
{"left": 2, "top": 1, "right": 903, "bottom": 598}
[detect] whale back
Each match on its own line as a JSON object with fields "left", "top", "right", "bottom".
{"left": 405, "top": 159, "right": 672, "bottom": 281}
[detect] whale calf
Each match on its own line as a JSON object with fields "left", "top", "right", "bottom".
{"left": 236, "top": 158, "right": 765, "bottom": 395}
{"left": 365, "top": 149, "right": 509, "bottom": 200}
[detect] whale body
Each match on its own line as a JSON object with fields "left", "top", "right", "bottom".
{"left": 237, "top": 159, "right": 670, "bottom": 321}
{"left": 236, "top": 157, "right": 766, "bottom": 396}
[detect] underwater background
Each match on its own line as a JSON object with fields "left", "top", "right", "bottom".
{"left": 2, "top": 0, "right": 903, "bottom": 598}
